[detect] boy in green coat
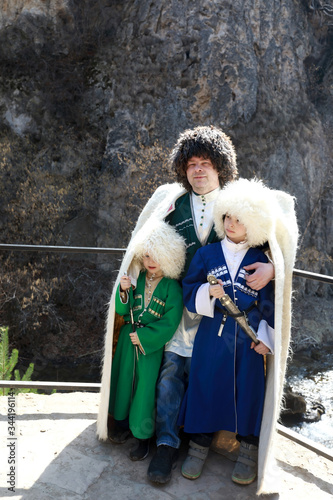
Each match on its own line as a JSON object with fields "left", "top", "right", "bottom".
{"left": 108, "top": 220, "right": 185, "bottom": 461}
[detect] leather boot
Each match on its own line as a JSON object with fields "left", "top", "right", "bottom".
{"left": 147, "top": 445, "right": 178, "bottom": 484}
{"left": 129, "top": 438, "right": 150, "bottom": 461}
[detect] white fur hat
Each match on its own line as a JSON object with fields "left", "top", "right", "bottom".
{"left": 130, "top": 219, "right": 186, "bottom": 280}
{"left": 214, "top": 178, "right": 279, "bottom": 247}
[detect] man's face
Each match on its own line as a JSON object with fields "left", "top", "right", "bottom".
{"left": 186, "top": 156, "right": 220, "bottom": 194}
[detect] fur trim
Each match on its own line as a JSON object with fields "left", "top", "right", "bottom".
{"left": 129, "top": 219, "right": 186, "bottom": 280}
{"left": 214, "top": 178, "right": 283, "bottom": 247}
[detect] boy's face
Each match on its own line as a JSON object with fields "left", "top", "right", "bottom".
{"left": 224, "top": 214, "right": 247, "bottom": 244}
{"left": 142, "top": 253, "right": 162, "bottom": 276}
{"left": 186, "top": 156, "right": 220, "bottom": 194}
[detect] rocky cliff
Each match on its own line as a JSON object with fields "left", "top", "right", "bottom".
{"left": 0, "top": 0, "right": 332, "bottom": 364}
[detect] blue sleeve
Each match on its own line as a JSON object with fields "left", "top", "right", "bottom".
{"left": 182, "top": 248, "right": 209, "bottom": 313}
{"left": 245, "top": 249, "right": 275, "bottom": 330}
{"left": 257, "top": 279, "right": 275, "bottom": 329}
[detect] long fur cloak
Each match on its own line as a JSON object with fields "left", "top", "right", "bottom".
{"left": 96, "top": 180, "right": 298, "bottom": 496}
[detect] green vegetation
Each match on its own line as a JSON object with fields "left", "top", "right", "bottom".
{"left": 0, "top": 326, "right": 35, "bottom": 395}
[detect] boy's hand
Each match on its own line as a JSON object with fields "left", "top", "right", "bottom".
{"left": 251, "top": 341, "right": 270, "bottom": 355}
{"left": 209, "top": 278, "right": 225, "bottom": 298}
{"left": 244, "top": 262, "right": 274, "bottom": 290}
{"left": 120, "top": 274, "right": 132, "bottom": 291}
{"left": 129, "top": 332, "right": 140, "bottom": 345}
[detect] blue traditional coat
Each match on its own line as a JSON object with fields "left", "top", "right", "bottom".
{"left": 178, "top": 241, "right": 275, "bottom": 437}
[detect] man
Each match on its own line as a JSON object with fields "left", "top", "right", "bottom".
{"left": 145, "top": 126, "right": 274, "bottom": 484}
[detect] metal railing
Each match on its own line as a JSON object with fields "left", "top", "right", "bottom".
{"left": 292, "top": 268, "right": 333, "bottom": 284}
{"left": 0, "top": 243, "right": 124, "bottom": 255}
{"left": 0, "top": 242, "right": 332, "bottom": 461}
{"left": 0, "top": 243, "right": 331, "bottom": 282}
{"left": 0, "top": 380, "right": 101, "bottom": 391}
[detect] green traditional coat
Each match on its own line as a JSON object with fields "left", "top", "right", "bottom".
{"left": 108, "top": 270, "right": 183, "bottom": 439}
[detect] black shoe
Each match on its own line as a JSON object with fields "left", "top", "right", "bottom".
{"left": 108, "top": 424, "right": 131, "bottom": 444}
{"left": 130, "top": 439, "right": 150, "bottom": 461}
{"left": 147, "top": 445, "right": 178, "bottom": 484}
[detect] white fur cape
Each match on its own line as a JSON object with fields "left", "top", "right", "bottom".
{"left": 96, "top": 181, "right": 298, "bottom": 496}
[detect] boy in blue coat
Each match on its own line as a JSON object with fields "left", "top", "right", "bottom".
{"left": 178, "top": 178, "right": 276, "bottom": 485}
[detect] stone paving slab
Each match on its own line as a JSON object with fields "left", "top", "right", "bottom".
{"left": 0, "top": 393, "right": 332, "bottom": 499}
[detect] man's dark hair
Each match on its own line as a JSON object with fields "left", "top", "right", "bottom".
{"left": 170, "top": 125, "right": 238, "bottom": 191}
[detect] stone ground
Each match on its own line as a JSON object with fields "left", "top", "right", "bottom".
{"left": 0, "top": 392, "right": 332, "bottom": 500}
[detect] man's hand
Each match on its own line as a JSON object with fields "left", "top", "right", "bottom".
{"left": 244, "top": 262, "right": 274, "bottom": 291}
{"left": 251, "top": 341, "right": 270, "bottom": 355}
{"left": 209, "top": 278, "right": 225, "bottom": 298}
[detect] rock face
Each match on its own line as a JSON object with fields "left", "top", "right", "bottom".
{"left": 0, "top": 1, "right": 332, "bottom": 361}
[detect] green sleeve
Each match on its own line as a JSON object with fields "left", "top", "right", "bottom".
{"left": 115, "top": 283, "right": 130, "bottom": 316}
{"left": 137, "top": 280, "right": 183, "bottom": 356}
